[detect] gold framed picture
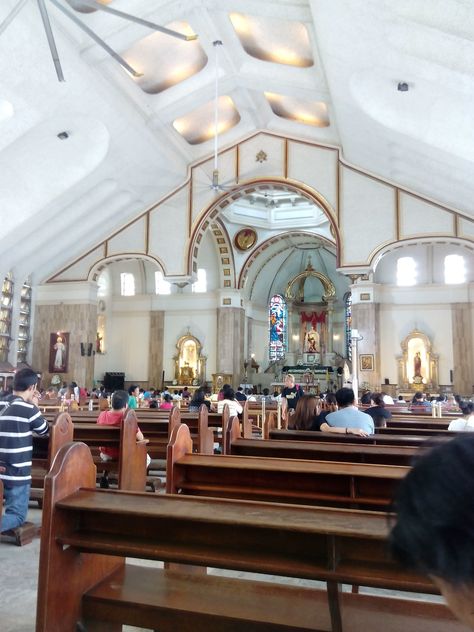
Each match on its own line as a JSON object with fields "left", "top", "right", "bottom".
{"left": 360, "top": 354, "right": 374, "bottom": 371}
{"left": 234, "top": 228, "right": 257, "bottom": 251}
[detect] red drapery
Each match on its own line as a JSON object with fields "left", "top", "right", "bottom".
{"left": 300, "top": 311, "right": 326, "bottom": 328}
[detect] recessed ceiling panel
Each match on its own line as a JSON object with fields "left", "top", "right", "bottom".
{"left": 122, "top": 22, "right": 207, "bottom": 94}
{"left": 173, "top": 96, "right": 241, "bottom": 145}
{"left": 265, "top": 92, "right": 330, "bottom": 127}
{"left": 230, "top": 12, "right": 313, "bottom": 67}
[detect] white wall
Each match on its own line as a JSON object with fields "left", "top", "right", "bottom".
{"left": 378, "top": 297, "right": 454, "bottom": 386}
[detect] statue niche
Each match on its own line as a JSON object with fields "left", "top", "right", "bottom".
{"left": 174, "top": 333, "right": 206, "bottom": 385}
{"left": 397, "top": 330, "right": 439, "bottom": 391}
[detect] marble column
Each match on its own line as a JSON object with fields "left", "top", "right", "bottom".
{"left": 148, "top": 310, "right": 165, "bottom": 389}
{"left": 451, "top": 302, "right": 474, "bottom": 395}
{"left": 216, "top": 306, "right": 245, "bottom": 387}
{"left": 351, "top": 300, "right": 380, "bottom": 391}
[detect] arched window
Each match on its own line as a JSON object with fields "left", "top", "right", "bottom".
{"left": 444, "top": 254, "right": 465, "bottom": 284}
{"left": 396, "top": 256, "right": 417, "bottom": 286}
{"left": 120, "top": 272, "right": 135, "bottom": 296}
{"left": 344, "top": 292, "right": 352, "bottom": 361}
{"left": 268, "top": 294, "right": 287, "bottom": 361}
{"left": 192, "top": 268, "right": 207, "bottom": 293}
{"left": 155, "top": 271, "right": 171, "bottom": 295}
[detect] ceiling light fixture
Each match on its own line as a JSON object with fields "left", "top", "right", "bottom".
{"left": 0, "top": 0, "right": 198, "bottom": 82}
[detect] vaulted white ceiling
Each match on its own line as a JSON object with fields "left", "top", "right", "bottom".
{"left": 1, "top": 0, "right": 473, "bottom": 284}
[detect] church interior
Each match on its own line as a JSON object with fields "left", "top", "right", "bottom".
{"left": 1, "top": 1, "right": 474, "bottom": 631}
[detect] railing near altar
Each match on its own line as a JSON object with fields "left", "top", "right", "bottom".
{"left": 273, "top": 365, "right": 336, "bottom": 392}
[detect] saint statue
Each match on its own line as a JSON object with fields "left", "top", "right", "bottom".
{"left": 305, "top": 329, "right": 320, "bottom": 353}
{"left": 413, "top": 352, "right": 422, "bottom": 378}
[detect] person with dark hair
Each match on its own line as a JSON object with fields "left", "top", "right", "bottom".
{"left": 365, "top": 393, "right": 392, "bottom": 428}
{"left": 128, "top": 385, "right": 139, "bottom": 409}
{"left": 289, "top": 394, "right": 368, "bottom": 436}
{"left": 447, "top": 402, "right": 474, "bottom": 431}
{"left": 97, "top": 389, "right": 148, "bottom": 465}
{"left": 390, "top": 435, "right": 474, "bottom": 629}
{"left": 235, "top": 386, "right": 247, "bottom": 402}
{"left": 159, "top": 394, "right": 173, "bottom": 410}
{"left": 360, "top": 389, "right": 372, "bottom": 405}
{"left": 325, "top": 388, "right": 374, "bottom": 434}
{"left": 189, "top": 388, "right": 211, "bottom": 412}
{"left": 410, "top": 391, "right": 431, "bottom": 411}
{"left": 217, "top": 385, "right": 243, "bottom": 417}
{"left": 0, "top": 368, "right": 49, "bottom": 533}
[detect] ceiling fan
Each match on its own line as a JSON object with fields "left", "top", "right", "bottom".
{"left": 0, "top": 0, "right": 197, "bottom": 82}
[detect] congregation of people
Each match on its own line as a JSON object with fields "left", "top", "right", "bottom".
{"left": 2, "top": 369, "right": 474, "bottom": 630}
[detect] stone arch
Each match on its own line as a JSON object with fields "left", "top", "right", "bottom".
{"left": 237, "top": 231, "right": 336, "bottom": 296}
{"left": 87, "top": 253, "right": 166, "bottom": 283}
{"left": 188, "top": 177, "right": 341, "bottom": 280}
{"left": 370, "top": 236, "right": 474, "bottom": 273}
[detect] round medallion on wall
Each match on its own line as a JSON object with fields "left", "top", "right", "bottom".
{"left": 234, "top": 228, "right": 257, "bottom": 251}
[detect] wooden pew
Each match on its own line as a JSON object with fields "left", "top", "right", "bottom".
{"left": 37, "top": 441, "right": 464, "bottom": 632}
{"left": 227, "top": 418, "right": 419, "bottom": 466}
{"left": 30, "top": 411, "right": 74, "bottom": 507}
{"left": 268, "top": 427, "right": 451, "bottom": 448}
{"left": 73, "top": 409, "right": 148, "bottom": 492}
{"left": 167, "top": 424, "right": 408, "bottom": 511}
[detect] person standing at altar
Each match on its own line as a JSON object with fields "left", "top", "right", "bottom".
{"left": 281, "top": 374, "right": 302, "bottom": 412}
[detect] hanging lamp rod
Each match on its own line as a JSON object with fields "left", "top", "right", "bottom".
{"left": 0, "top": 0, "right": 198, "bottom": 82}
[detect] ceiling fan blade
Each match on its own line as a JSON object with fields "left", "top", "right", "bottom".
{"left": 0, "top": 0, "right": 28, "bottom": 37}
{"left": 72, "top": 0, "right": 197, "bottom": 41}
{"left": 49, "top": 0, "right": 143, "bottom": 77}
{"left": 37, "top": 0, "right": 65, "bottom": 81}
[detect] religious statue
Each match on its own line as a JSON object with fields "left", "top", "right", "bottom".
{"left": 305, "top": 329, "right": 320, "bottom": 353}
{"left": 413, "top": 352, "right": 422, "bottom": 379}
{"left": 179, "top": 362, "right": 194, "bottom": 386}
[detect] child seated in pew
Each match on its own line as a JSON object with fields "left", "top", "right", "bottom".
{"left": 288, "top": 394, "right": 368, "bottom": 436}
{"left": 97, "top": 390, "right": 150, "bottom": 468}
{"left": 390, "top": 435, "right": 474, "bottom": 630}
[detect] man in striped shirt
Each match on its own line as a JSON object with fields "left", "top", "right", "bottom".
{"left": 0, "top": 368, "right": 48, "bottom": 533}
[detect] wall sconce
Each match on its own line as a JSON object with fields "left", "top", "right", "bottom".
{"left": 80, "top": 342, "right": 94, "bottom": 357}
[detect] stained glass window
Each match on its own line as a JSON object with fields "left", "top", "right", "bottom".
{"left": 269, "top": 294, "right": 287, "bottom": 361}
{"left": 345, "top": 292, "right": 352, "bottom": 361}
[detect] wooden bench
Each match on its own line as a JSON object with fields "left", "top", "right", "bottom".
{"left": 73, "top": 408, "right": 148, "bottom": 492}
{"left": 268, "top": 427, "right": 451, "bottom": 447}
{"left": 168, "top": 424, "right": 408, "bottom": 511}
{"left": 227, "top": 418, "right": 419, "bottom": 466}
{"left": 30, "top": 411, "right": 74, "bottom": 507}
{"left": 36, "top": 441, "right": 464, "bottom": 632}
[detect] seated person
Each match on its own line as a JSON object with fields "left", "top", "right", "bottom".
{"left": 314, "top": 392, "right": 338, "bottom": 426}
{"left": 397, "top": 395, "right": 408, "bottom": 405}
{"left": 289, "top": 394, "right": 368, "bottom": 436}
{"left": 360, "top": 389, "right": 372, "bottom": 405}
{"left": 390, "top": 435, "right": 474, "bottom": 629}
{"left": 410, "top": 391, "right": 431, "bottom": 411}
{"left": 188, "top": 387, "right": 211, "bottom": 412}
{"left": 235, "top": 386, "right": 247, "bottom": 402}
{"left": 216, "top": 385, "right": 243, "bottom": 418}
{"left": 325, "top": 388, "right": 374, "bottom": 435}
{"left": 159, "top": 394, "right": 173, "bottom": 410}
{"left": 381, "top": 392, "right": 394, "bottom": 405}
{"left": 365, "top": 393, "right": 392, "bottom": 428}
{"left": 259, "top": 388, "right": 273, "bottom": 404}
{"left": 448, "top": 402, "right": 474, "bottom": 432}
{"left": 97, "top": 390, "right": 149, "bottom": 466}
